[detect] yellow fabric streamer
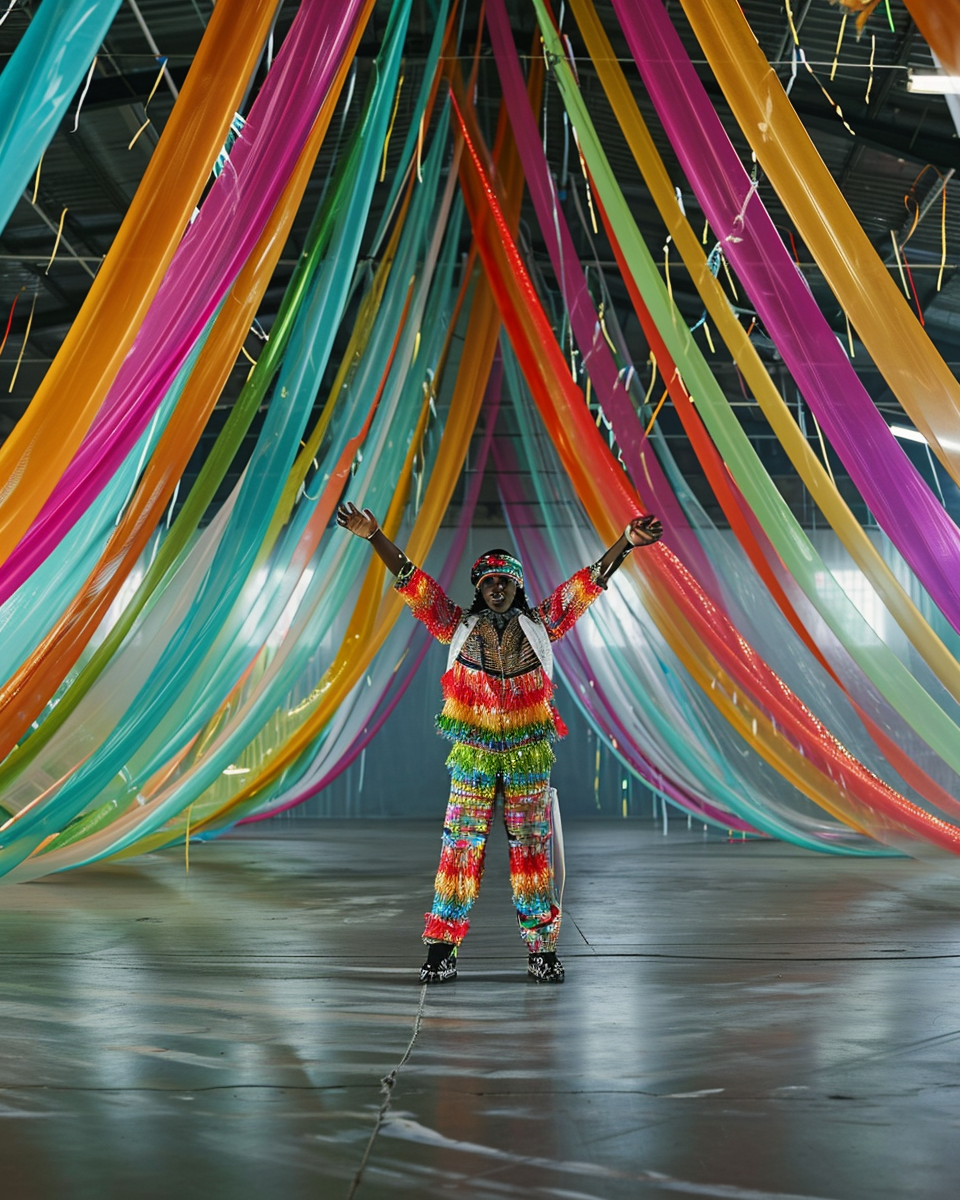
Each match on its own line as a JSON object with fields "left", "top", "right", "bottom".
{"left": 678, "top": 0, "right": 960, "bottom": 488}
{"left": 568, "top": 0, "right": 960, "bottom": 707}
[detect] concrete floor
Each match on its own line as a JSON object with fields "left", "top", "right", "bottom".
{"left": 2, "top": 820, "right": 960, "bottom": 1200}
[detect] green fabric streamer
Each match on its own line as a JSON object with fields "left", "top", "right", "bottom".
{"left": 531, "top": 0, "right": 960, "bottom": 786}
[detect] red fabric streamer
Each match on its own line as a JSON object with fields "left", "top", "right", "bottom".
{"left": 449, "top": 83, "right": 960, "bottom": 853}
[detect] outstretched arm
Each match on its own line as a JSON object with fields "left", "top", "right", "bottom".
{"left": 336, "top": 502, "right": 407, "bottom": 575}
{"left": 597, "top": 514, "right": 663, "bottom": 585}
{"left": 337, "top": 501, "right": 463, "bottom": 641}
{"left": 535, "top": 515, "right": 663, "bottom": 642}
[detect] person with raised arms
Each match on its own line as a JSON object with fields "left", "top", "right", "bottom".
{"left": 337, "top": 500, "right": 662, "bottom": 983}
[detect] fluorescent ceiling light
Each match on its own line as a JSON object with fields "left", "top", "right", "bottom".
{"left": 907, "top": 72, "right": 960, "bottom": 95}
{"left": 890, "top": 423, "right": 927, "bottom": 443}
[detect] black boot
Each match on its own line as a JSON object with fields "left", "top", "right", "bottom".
{"left": 527, "top": 950, "right": 564, "bottom": 983}
{"left": 420, "top": 942, "right": 458, "bottom": 984}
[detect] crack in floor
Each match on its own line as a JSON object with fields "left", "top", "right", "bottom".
{"left": 345, "top": 982, "right": 427, "bottom": 1199}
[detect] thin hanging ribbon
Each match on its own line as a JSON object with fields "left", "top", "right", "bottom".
{"left": 8, "top": 292, "right": 37, "bottom": 392}
{"left": 938, "top": 185, "right": 948, "bottom": 291}
{"left": 0, "top": 289, "right": 23, "bottom": 361}
{"left": 31, "top": 153, "right": 43, "bottom": 203}
{"left": 643, "top": 388, "right": 669, "bottom": 439}
{"left": 71, "top": 56, "right": 99, "bottom": 133}
{"left": 890, "top": 229, "right": 910, "bottom": 298}
{"left": 865, "top": 34, "right": 875, "bottom": 104}
{"left": 184, "top": 803, "right": 193, "bottom": 872}
{"left": 45, "top": 207, "right": 68, "bottom": 274}
{"left": 810, "top": 407, "right": 837, "bottom": 486}
{"left": 128, "top": 58, "right": 169, "bottom": 150}
{"left": 380, "top": 72, "right": 405, "bottom": 181}
{"left": 900, "top": 244, "right": 925, "bottom": 325}
{"left": 830, "top": 13, "right": 847, "bottom": 81}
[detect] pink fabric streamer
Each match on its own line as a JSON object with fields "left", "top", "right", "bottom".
{"left": 0, "top": 0, "right": 367, "bottom": 606}
{"left": 613, "top": 0, "right": 960, "bottom": 634}
{"left": 486, "top": 0, "right": 722, "bottom": 601}
{"left": 495, "top": 1, "right": 960, "bottom": 820}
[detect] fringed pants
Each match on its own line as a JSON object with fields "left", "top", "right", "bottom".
{"left": 423, "top": 747, "right": 560, "bottom": 954}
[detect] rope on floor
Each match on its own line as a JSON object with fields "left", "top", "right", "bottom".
{"left": 345, "top": 982, "right": 428, "bottom": 1199}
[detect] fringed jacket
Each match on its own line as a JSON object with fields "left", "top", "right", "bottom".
{"left": 395, "top": 562, "right": 605, "bottom": 781}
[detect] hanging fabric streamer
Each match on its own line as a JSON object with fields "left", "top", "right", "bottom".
{"left": 486, "top": 0, "right": 722, "bottom": 597}
{"left": 243, "top": 358, "right": 504, "bottom": 824}
{"left": 0, "top": 0, "right": 376, "bottom": 607}
{"left": 485, "top": 16, "right": 960, "bottom": 838}
{"left": 903, "top": 1, "right": 960, "bottom": 74}
{"left": 0, "top": 4, "right": 464, "bottom": 877}
{"left": 0, "top": 0, "right": 122, "bottom": 232}
{"left": 565, "top": 0, "right": 960, "bottom": 718}
{"left": 0, "top": 11, "right": 403, "bottom": 802}
{"left": 0, "top": 0, "right": 283, "bottom": 570}
{"left": 674, "top": 0, "right": 960, "bottom": 496}
{"left": 542, "top": 1, "right": 960, "bottom": 802}
{"left": 450, "top": 69, "right": 960, "bottom": 857}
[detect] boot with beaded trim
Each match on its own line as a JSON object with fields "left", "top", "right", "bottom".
{"left": 527, "top": 950, "right": 564, "bottom": 983}
{"left": 419, "top": 942, "right": 458, "bottom": 984}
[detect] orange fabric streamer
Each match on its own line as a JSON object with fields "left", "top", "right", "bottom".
{"left": 679, "top": 0, "right": 960, "bottom": 489}
{"left": 0, "top": 25, "right": 371, "bottom": 763}
{"left": 903, "top": 0, "right": 960, "bottom": 74}
{"left": 0, "top": 0, "right": 282, "bottom": 569}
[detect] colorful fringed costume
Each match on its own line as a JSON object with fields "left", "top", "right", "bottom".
{"left": 395, "top": 559, "right": 606, "bottom": 953}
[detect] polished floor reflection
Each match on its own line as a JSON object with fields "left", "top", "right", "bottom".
{"left": 2, "top": 820, "right": 960, "bottom": 1199}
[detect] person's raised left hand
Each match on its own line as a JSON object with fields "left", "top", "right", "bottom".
{"left": 336, "top": 502, "right": 380, "bottom": 540}
{"left": 625, "top": 514, "right": 663, "bottom": 547}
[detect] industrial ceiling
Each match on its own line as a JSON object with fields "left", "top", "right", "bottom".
{"left": 1, "top": 0, "right": 958, "bottom": 528}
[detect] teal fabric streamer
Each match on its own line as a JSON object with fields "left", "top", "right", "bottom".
{"left": 0, "top": 0, "right": 416, "bottom": 876}
{"left": 71, "top": 120, "right": 462, "bottom": 862}
{"left": 0, "top": 310, "right": 218, "bottom": 682}
{"left": 0, "top": 0, "right": 122, "bottom": 234}
{"left": 500, "top": 345, "right": 888, "bottom": 855}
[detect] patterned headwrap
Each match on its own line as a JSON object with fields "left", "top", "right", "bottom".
{"left": 471, "top": 550, "right": 524, "bottom": 589}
